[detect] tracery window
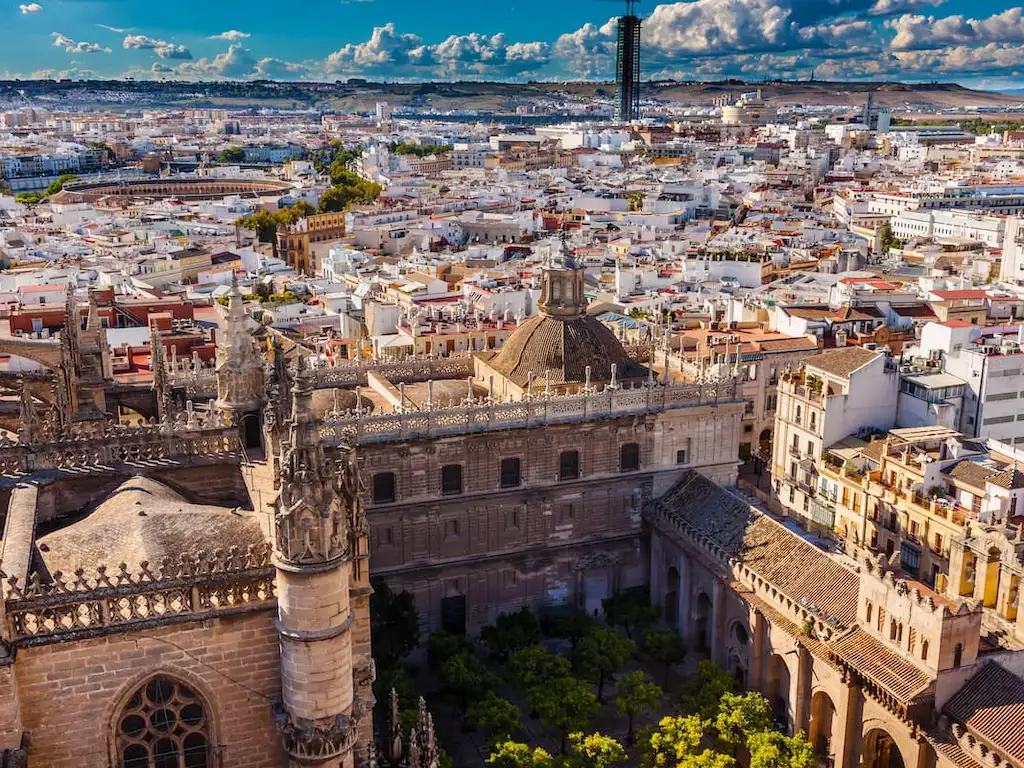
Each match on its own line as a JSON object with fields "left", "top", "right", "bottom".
{"left": 117, "top": 676, "right": 211, "bottom": 768}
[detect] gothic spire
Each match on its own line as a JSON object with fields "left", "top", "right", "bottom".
{"left": 215, "top": 271, "right": 265, "bottom": 418}
{"left": 18, "top": 377, "right": 39, "bottom": 443}
{"left": 150, "top": 321, "right": 172, "bottom": 423}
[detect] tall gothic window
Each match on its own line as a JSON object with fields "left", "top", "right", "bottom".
{"left": 117, "top": 676, "right": 211, "bottom": 768}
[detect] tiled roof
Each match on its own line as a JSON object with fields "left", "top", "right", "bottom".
{"left": 945, "top": 662, "right": 1024, "bottom": 762}
{"left": 805, "top": 346, "right": 880, "bottom": 378}
{"left": 649, "top": 472, "right": 859, "bottom": 625}
{"left": 947, "top": 460, "right": 998, "bottom": 491}
{"left": 830, "top": 627, "right": 933, "bottom": 703}
{"left": 989, "top": 465, "right": 1024, "bottom": 490}
{"left": 487, "top": 313, "right": 646, "bottom": 387}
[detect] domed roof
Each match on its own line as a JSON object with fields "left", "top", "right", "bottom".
{"left": 488, "top": 312, "right": 646, "bottom": 387}
{"left": 35, "top": 476, "right": 264, "bottom": 578}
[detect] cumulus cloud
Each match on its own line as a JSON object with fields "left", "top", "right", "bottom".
{"left": 253, "top": 57, "right": 311, "bottom": 80}
{"left": 174, "top": 44, "right": 257, "bottom": 79}
{"left": 888, "top": 8, "right": 1024, "bottom": 49}
{"left": 123, "top": 34, "right": 192, "bottom": 59}
{"left": 867, "top": 0, "right": 945, "bottom": 16}
{"left": 325, "top": 23, "right": 423, "bottom": 72}
{"left": 209, "top": 30, "right": 250, "bottom": 41}
{"left": 51, "top": 32, "right": 110, "bottom": 54}
{"left": 552, "top": 19, "right": 618, "bottom": 77}
{"left": 19, "top": 3, "right": 42, "bottom": 13}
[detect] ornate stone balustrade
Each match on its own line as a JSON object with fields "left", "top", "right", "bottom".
{"left": 166, "top": 353, "right": 476, "bottom": 395}
{"left": 1, "top": 544, "right": 276, "bottom": 644}
{"left": 319, "top": 378, "right": 737, "bottom": 445}
{"left": 0, "top": 416, "right": 240, "bottom": 476}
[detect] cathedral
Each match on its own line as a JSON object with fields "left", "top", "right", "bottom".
{"left": 2, "top": 250, "right": 1017, "bottom": 768}
{"left": 0, "top": 252, "right": 741, "bottom": 767}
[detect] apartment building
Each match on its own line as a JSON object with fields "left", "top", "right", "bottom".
{"left": 772, "top": 346, "right": 899, "bottom": 529}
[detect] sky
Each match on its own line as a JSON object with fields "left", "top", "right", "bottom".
{"left": 5, "top": 0, "right": 1024, "bottom": 89}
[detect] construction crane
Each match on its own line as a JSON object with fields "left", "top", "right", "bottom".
{"left": 598, "top": 0, "right": 641, "bottom": 124}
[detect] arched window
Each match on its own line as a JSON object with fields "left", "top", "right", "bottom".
{"left": 865, "top": 601, "right": 873, "bottom": 624}
{"left": 922, "top": 640, "right": 929, "bottom": 661}
{"left": 953, "top": 642, "right": 963, "bottom": 668}
{"left": 117, "top": 676, "right": 211, "bottom": 768}
{"left": 890, "top": 619, "right": 898, "bottom": 641}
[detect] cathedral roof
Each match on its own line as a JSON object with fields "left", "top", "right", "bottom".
{"left": 486, "top": 312, "right": 646, "bottom": 387}
{"left": 945, "top": 661, "right": 1024, "bottom": 762}
{"left": 35, "top": 476, "right": 264, "bottom": 577}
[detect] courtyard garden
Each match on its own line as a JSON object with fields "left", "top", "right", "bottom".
{"left": 371, "top": 582, "right": 814, "bottom": 768}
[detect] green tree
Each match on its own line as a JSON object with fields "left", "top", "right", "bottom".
{"left": 43, "top": 173, "right": 78, "bottom": 197}
{"left": 15, "top": 192, "right": 42, "bottom": 205}
{"left": 440, "top": 651, "right": 499, "bottom": 717}
{"left": 574, "top": 627, "right": 636, "bottom": 703}
{"left": 506, "top": 645, "right": 571, "bottom": 691}
{"left": 528, "top": 677, "right": 599, "bottom": 754}
{"left": 676, "top": 661, "right": 737, "bottom": 720}
{"left": 487, "top": 741, "right": 553, "bottom": 768}
{"left": 746, "top": 731, "right": 814, "bottom": 768}
{"left": 470, "top": 692, "right": 521, "bottom": 746}
{"left": 541, "top": 609, "right": 596, "bottom": 651}
{"left": 370, "top": 579, "right": 420, "bottom": 669}
{"left": 318, "top": 185, "right": 356, "bottom": 213}
{"left": 678, "top": 751, "right": 736, "bottom": 768}
{"left": 427, "top": 629, "right": 469, "bottom": 672}
{"left": 277, "top": 200, "right": 315, "bottom": 225}
{"left": 481, "top": 608, "right": 541, "bottom": 661}
{"left": 714, "top": 692, "right": 771, "bottom": 751}
{"left": 372, "top": 667, "right": 419, "bottom": 734}
{"left": 878, "top": 220, "right": 894, "bottom": 253}
{"left": 218, "top": 146, "right": 246, "bottom": 163}
{"left": 602, "top": 592, "right": 660, "bottom": 639}
{"left": 615, "top": 671, "right": 662, "bottom": 746}
{"left": 566, "top": 732, "right": 627, "bottom": 768}
{"left": 643, "top": 629, "right": 687, "bottom": 686}
{"left": 237, "top": 209, "right": 279, "bottom": 243}
{"left": 643, "top": 714, "right": 707, "bottom": 768}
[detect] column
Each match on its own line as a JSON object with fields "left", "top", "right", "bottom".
{"left": 751, "top": 610, "right": 765, "bottom": 694}
{"left": 792, "top": 645, "right": 811, "bottom": 734}
{"left": 832, "top": 674, "right": 862, "bottom": 768}
{"left": 710, "top": 578, "right": 726, "bottom": 666}
{"left": 678, "top": 549, "right": 692, "bottom": 645}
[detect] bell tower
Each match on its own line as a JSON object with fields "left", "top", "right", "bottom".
{"left": 273, "top": 359, "right": 363, "bottom": 768}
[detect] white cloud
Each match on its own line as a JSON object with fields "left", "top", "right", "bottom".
{"left": 552, "top": 19, "right": 618, "bottom": 77}
{"left": 209, "top": 30, "right": 250, "bottom": 41}
{"left": 325, "top": 23, "right": 422, "bottom": 72}
{"left": 19, "top": 3, "right": 42, "bottom": 13}
{"left": 175, "top": 44, "right": 257, "bottom": 79}
{"left": 867, "top": 0, "right": 944, "bottom": 16}
{"left": 253, "top": 57, "right": 311, "bottom": 80}
{"left": 97, "top": 24, "right": 131, "bottom": 33}
{"left": 51, "top": 32, "right": 110, "bottom": 54}
{"left": 123, "top": 34, "right": 192, "bottom": 59}
{"left": 888, "top": 8, "right": 1024, "bottom": 49}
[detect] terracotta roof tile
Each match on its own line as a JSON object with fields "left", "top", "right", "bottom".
{"left": 947, "top": 460, "right": 998, "bottom": 491}
{"left": 945, "top": 662, "right": 1024, "bottom": 762}
{"left": 830, "top": 627, "right": 933, "bottom": 703}
{"left": 805, "top": 347, "right": 881, "bottom": 378}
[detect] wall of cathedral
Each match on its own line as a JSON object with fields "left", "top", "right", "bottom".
{"left": 362, "top": 404, "right": 742, "bottom": 629}
{"left": 10, "top": 611, "right": 284, "bottom": 768}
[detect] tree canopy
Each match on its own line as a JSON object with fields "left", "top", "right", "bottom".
{"left": 506, "top": 645, "right": 571, "bottom": 692}
{"left": 44, "top": 174, "right": 78, "bottom": 197}
{"left": 217, "top": 146, "right": 246, "bottom": 163}
{"left": 370, "top": 579, "right": 420, "bottom": 669}
{"left": 481, "top": 608, "right": 542, "bottom": 661}
{"left": 602, "top": 592, "right": 660, "bottom": 640}
{"left": 643, "top": 629, "right": 687, "bottom": 686}
{"left": 470, "top": 692, "right": 522, "bottom": 746}
{"left": 566, "top": 732, "right": 627, "bottom": 768}
{"left": 487, "top": 741, "right": 553, "bottom": 768}
{"left": 615, "top": 670, "right": 662, "bottom": 745}
{"left": 675, "top": 660, "right": 738, "bottom": 720}
{"left": 528, "top": 677, "right": 599, "bottom": 754}
{"left": 573, "top": 627, "right": 636, "bottom": 703}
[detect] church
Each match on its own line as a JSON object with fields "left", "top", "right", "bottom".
{"left": 0, "top": 248, "right": 1018, "bottom": 768}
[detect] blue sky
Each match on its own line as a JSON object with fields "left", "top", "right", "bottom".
{"left": 5, "top": 0, "right": 1024, "bottom": 88}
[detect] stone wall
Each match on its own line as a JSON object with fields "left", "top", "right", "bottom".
{"left": 13, "top": 610, "right": 284, "bottom": 768}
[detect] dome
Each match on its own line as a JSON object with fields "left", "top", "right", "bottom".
{"left": 487, "top": 312, "right": 646, "bottom": 387}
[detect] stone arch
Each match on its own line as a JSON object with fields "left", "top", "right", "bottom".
{"left": 664, "top": 566, "right": 680, "bottom": 626}
{"left": 862, "top": 728, "right": 906, "bottom": 768}
{"left": 695, "top": 591, "right": 713, "bottom": 652}
{"left": 238, "top": 412, "right": 263, "bottom": 450}
{"left": 106, "top": 667, "right": 220, "bottom": 768}
{"left": 765, "top": 653, "right": 791, "bottom": 730}
{"left": 809, "top": 689, "right": 837, "bottom": 760}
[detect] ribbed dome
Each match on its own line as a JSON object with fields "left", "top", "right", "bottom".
{"left": 488, "top": 312, "right": 645, "bottom": 387}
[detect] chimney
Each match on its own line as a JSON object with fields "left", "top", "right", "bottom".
{"left": 836, "top": 329, "right": 848, "bottom": 347}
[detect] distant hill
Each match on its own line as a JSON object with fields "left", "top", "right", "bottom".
{"left": 1, "top": 78, "right": 1021, "bottom": 111}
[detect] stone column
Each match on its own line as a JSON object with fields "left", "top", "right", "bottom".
{"left": 751, "top": 610, "right": 765, "bottom": 694}
{"left": 792, "top": 645, "right": 811, "bottom": 734}
{"left": 273, "top": 362, "right": 363, "bottom": 768}
{"left": 832, "top": 674, "right": 862, "bottom": 768}
{"left": 679, "top": 549, "right": 692, "bottom": 645}
{"left": 710, "top": 578, "right": 726, "bottom": 666}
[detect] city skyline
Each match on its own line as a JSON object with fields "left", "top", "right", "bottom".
{"left": 4, "top": 0, "right": 1024, "bottom": 90}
